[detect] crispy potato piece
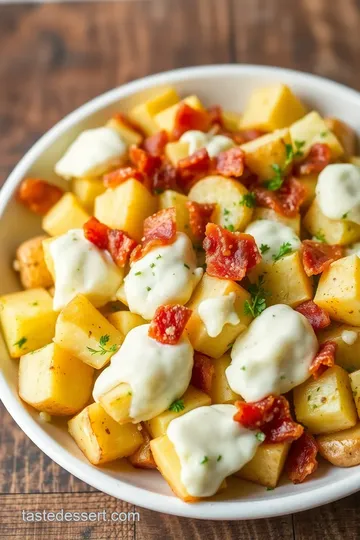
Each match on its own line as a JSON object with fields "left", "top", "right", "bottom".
{"left": 154, "top": 95, "right": 204, "bottom": 133}
{"left": 106, "top": 117, "right": 143, "bottom": 146}
{"left": 165, "top": 142, "right": 190, "bottom": 166}
{"left": 317, "top": 423, "right": 360, "bottom": 467}
{"left": 159, "top": 190, "right": 194, "bottom": 239}
{"left": 98, "top": 382, "right": 133, "bottom": 424}
{"left": 128, "top": 424, "right": 156, "bottom": 469}
{"left": 72, "top": 177, "right": 106, "bottom": 212}
{"left": 303, "top": 200, "right": 360, "bottom": 245}
{"left": 210, "top": 353, "right": 241, "bottom": 404}
{"left": 235, "top": 443, "right": 290, "bottom": 488}
{"left": 324, "top": 117, "right": 357, "bottom": 157}
{"left": 15, "top": 235, "right": 53, "bottom": 289}
{"left": 107, "top": 311, "right": 146, "bottom": 336}
{"left": 349, "top": 370, "right": 360, "bottom": 418}
{"left": 128, "top": 87, "right": 180, "bottom": 135}
{"left": 318, "top": 324, "right": 360, "bottom": 373}
{"left": 42, "top": 193, "right": 90, "bottom": 237}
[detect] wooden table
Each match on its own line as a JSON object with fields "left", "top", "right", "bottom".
{"left": 1, "top": 0, "right": 360, "bottom": 538}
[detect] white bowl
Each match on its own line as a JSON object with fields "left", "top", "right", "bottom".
{"left": 1, "top": 65, "right": 360, "bottom": 520}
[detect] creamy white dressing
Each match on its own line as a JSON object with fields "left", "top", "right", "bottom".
{"left": 226, "top": 304, "right": 318, "bottom": 402}
{"left": 123, "top": 233, "right": 203, "bottom": 320}
{"left": 167, "top": 404, "right": 261, "bottom": 497}
{"left": 198, "top": 292, "right": 240, "bottom": 337}
{"left": 245, "top": 220, "right": 301, "bottom": 263}
{"left": 341, "top": 330, "right": 358, "bottom": 345}
{"left": 180, "top": 130, "right": 235, "bottom": 158}
{"left": 316, "top": 164, "right": 360, "bottom": 224}
{"left": 55, "top": 127, "right": 127, "bottom": 179}
{"left": 49, "top": 229, "right": 123, "bottom": 310}
{"left": 93, "top": 324, "right": 193, "bottom": 422}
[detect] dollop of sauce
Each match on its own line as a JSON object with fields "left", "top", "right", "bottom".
{"left": 245, "top": 220, "right": 301, "bottom": 263}
{"left": 316, "top": 164, "right": 360, "bottom": 224}
{"left": 226, "top": 304, "right": 318, "bottom": 402}
{"left": 124, "top": 233, "right": 203, "bottom": 320}
{"left": 341, "top": 330, "right": 358, "bottom": 345}
{"left": 50, "top": 229, "right": 123, "bottom": 310}
{"left": 93, "top": 324, "right": 193, "bottom": 422}
{"left": 198, "top": 292, "right": 240, "bottom": 337}
{"left": 180, "top": 130, "right": 235, "bottom": 157}
{"left": 167, "top": 404, "right": 261, "bottom": 497}
{"left": 55, "top": 127, "right": 127, "bottom": 179}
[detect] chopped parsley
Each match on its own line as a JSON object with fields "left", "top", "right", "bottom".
{"left": 256, "top": 432, "right": 266, "bottom": 442}
{"left": 265, "top": 143, "right": 294, "bottom": 191}
{"left": 239, "top": 192, "right": 256, "bottom": 208}
{"left": 156, "top": 254, "right": 162, "bottom": 260}
{"left": 294, "top": 139, "right": 306, "bottom": 158}
{"left": 87, "top": 335, "right": 118, "bottom": 356}
{"left": 31, "top": 302, "right": 38, "bottom": 306}
{"left": 241, "top": 366, "right": 246, "bottom": 371}
{"left": 244, "top": 275, "right": 269, "bottom": 318}
{"left": 184, "top": 263, "right": 190, "bottom": 270}
{"left": 272, "top": 241, "right": 293, "bottom": 262}
{"left": 260, "top": 243, "right": 270, "bottom": 255}
{"left": 200, "top": 456, "right": 209, "bottom": 465}
{"left": 266, "top": 487, "right": 275, "bottom": 491}
{"left": 135, "top": 271, "right": 142, "bottom": 276}
{"left": 224, "top": 224, "right": 235, "bottom": 232}
{"left": 14, "top": 337, "right": 27, "bottom": 349}
{"left": 150, "top": 263, "right": 156, "bottom": 269}
{"left": 314, "top": 230, "right": 326, "bottom": 243}
{"left": 146, "top": 286, "right": 152, "bottom": 292}
{"left": 168, "top": 399, "right": 185, "bottom": 413}
{"left": 320, "top": 131, "right": 328, "bottom": 138}
{"left": 342, "top": 212, "right": 349, "bottom": 219}
{"left": 217, "top": 455, "right": 222, "bottom": 462}
{"left": 223, "top": 208, "right": 231, "bottom": 216}
{"left": 280, "top": 375, "right": 286, "bottom": 380}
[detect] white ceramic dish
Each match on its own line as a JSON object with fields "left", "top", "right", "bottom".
{"left": 1, "top": 65, "right": 360, "bottom": 520}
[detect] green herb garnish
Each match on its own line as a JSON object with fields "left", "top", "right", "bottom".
{"left": 87, "top": 335, "right": 118, "bottom": 356}
{"left": 14, "top": 337, "right": 27, "bottom": 349}
{"left": 217, "top": 455, "right": 222, "bottom": 462}
{"left": 224, "top": 224, "right": 235, "bottom": 232}
{"left": 200, "top": 456, "right": 209, "bottom": 465}
{"left": 184, "top": 263, "right": 190, "bottom": 270}
{"left": 260, "top": 243, "right": 270, "bottom": 255}
{"left": 256, "top": 432, "right": 266, "bottom": 442}
{"left": 168, "top": 399, "right": 185, "bottom": 413}
{"left": 135, "top": 271, "right": 142, "bottom": 276}
{"left": 314, "top": 230, "right": 326, "bottom": 243}
{"left": 244, "top": 275, "right": 269, "bottom": 318}
{"left": 272, "top": 242, "right": 293, "bottom": 262}
{"left": 294, "top": 139, "right": 306, "bottom": 157}
{"left": 265, "top": 143, "right": 294, "bottom": 191}
{"left": 239, "top": 192, "right": 256, "bottom": 208}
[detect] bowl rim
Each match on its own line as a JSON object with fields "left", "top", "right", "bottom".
{"left": 1, "top": 64, "right": 360, "bottom": 520}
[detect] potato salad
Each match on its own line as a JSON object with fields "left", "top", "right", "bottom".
{"left": 4, "top": 82, "right": 360, "bottom": 501}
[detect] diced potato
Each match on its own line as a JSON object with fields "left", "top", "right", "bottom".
{"left": 324, "top": 117, "right": 357, "bottom": 157}
{"left": 240, "top": 128, "right": 292, "bottom": 181}
{"left": 290, "top": 111, "right": 344, "bottom": 161}
{"left": 293, "top": 366, "right": 357, "bottom": 434}
{"left": 159, "top": 189, "right": 193, "bottom": 238}
{"left": 350, "top": 156, "right": 360, "bottom": 166}
{"left": 68, "top": 403, "right": 143, "bottom": 465}
{"left": 303, "top": 200, "right": 360, "bottom": 245}
{"left": 235, "top": 443, "right": 290, "bottom": 488}
{"left": 115, "top": 283, "right": 128, "bottom": 307}
{"left": 107, "top": 311, "right": 146, "bottom": 336}
{"left": 0, "top": 288, "right": 57, "bottom": 358}
{"left": 106, "top": 116, "right": 143, "bottom": 146}
{"left": 186, "top": 273, "right": 252, "bottom": 359}
{"left": 145, "top": 385, "right": 211, "bottom": 438}
{"left": 128, "top": 87, "right": 180, "bottom": 135}
{"left": 128, "top": 424, "right": 156, "bottom": 469}
{"left": 252, "top": 207, "right": 300, "bottom": 236}
{"left": 296, "top": 173, "right": 318, "bottom": 211}
{"left": 188, "top": 175, "right": 253, "bottom": 232}
{"left": 248, "top": 251, "right": 313, "bottom": 308}
{"left": 317, "top": 423, "right": 360, "bottom": 467}
{"left": 165, "top": 141, "right": 190, "bottom": 166}
{"left": 94, "top": 179, "right": 157, "bottom": 242}
{"left": 42, "top": 193, "right": 90, "bottom": 237}
{"left": 15, "top": 235, "right": 53, "bottom": 289}
{"left": 240, "top": 84, "right": 307, "bottom": 131}
{"left": 72, "top": 177, "right": 106, "bottom": 212}
{"left": 222, "top": 110, "right": 242, "bottom": 131}
{"left": 154, "top": 95, "right": 204, "bottom": 133}
{"left": 349, "top": 370, "right": 360, "bottom": 418}
{"left": 318, "top": 324, "right": 360, "bottom": 373}
{"left": 314, "top": 255, "right": 360, "bottom": 326}
{"left": 98, "top": 382, "right": 133, "bottom": 424}
{"left": 19, "top": 343, "right": 93, "bottom": 416}
{"left": 210, "top": 353, "right": 241, "bottom": 404}
{"left": 54, "top": 294, "right": 123, "bottom": 369}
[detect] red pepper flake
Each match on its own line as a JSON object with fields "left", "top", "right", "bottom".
{"left": 172, "top": 103, "right": 211, "bottom": 140}
{"left": 143, "top": 130, "right": 169, "bottom": 156}
{"left": 234, "top": 395, "right": 304, "bottom": 443}
{"left": 296, "top": 143, "right": 331, "bottom": 176}
{"left": 309, "top": 340, "right": 337, "bottom": 379}
{"left": 253, "top": 177, "right": 306, "bottom": 217}
{"left": 295, "top": 300, "right": 331, "bottom": 331}
{"left": 287, "top": 432, "right": 319, "bottom": 484}
{"left": 17, "top": 178, "right": 64, "bottom": 216}
{"left": 203, "top": 223, "right": 261, "bottom": 281}
{"left": 148, "top": 304, "right": 192, "bottom": 345}
{"left": 191, "top": 352, "right": 215, "bottom": 395}
{"left": 103, "top": 167, "right": 144, "bottom": 188}
{"left": 131, "top": 208, "right": 177, "bottom": 263}
{"left": 302, "top": 240, "right": 343, "bottom": 277}
{"left": 186, "top": 201, "right": 216, "bottom": 241}
{"left": 215, "top": 147, "right": 245, "bottom": 178}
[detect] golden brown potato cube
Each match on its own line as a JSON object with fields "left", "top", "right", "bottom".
{"left": 0, "top": 288, "right": 57, "bottom": 358}
{"left": 235, "top": 443, "right": 290, "bottom": 488}
{"left": 349, "top": 370, "right": 360, "bottom": 418}
{"left": 324, "top": 117, "right": 357, "bottom": 157}
{"left": 303, "top": 200, "right": 360, "bottom": 245}
{"left": 159, "top": 190, "right": 193, "bottom": 238}
{"left": 42, "top": 193, "right": 90, "bottom": 237}
{"left": 68, "top": 403, "right": 143, "bottom": 465}
{"left": 222, "top": 110, "right": 242, "bottom": 131}
{"left": 314, "top": 255, "right": 360, "bottom": 326}
{"left": 106, "top": 116, "right": 143, "bottom": 146}
{"left": 186, "top": 274, "right": 252, "bottom": 359}
{"left": 145, "top": 385, "right": 211, "bottom": 438}
{"left": 210, "top": 353, "right": 241, "bottom": 404}
{"left": 240, "top": 84, "right": 307, "bottom": 131}
{"left": 317, "top": 423, "right": 360, "bottom": 467}
{"left": 107, "top": 311, "right": 146, "bottom": 337}
{"left": 19, "top": 343, "right": 93, "bottom": 416}
{"left": 54, "top": 294, "right": 123, "bottom": 369}
{"left": 296, "top": 173, "right": 318, "bottom": 211}
{"left": 318, "top": 324, "right": 360, "bottom": 373}
{"left": 293, "top": 366, "right": 357, "bottom": 434}
{"left": 252, "top": 207, "right": 301, "bottom": 236}
{"left": 15, "top": 235, "right": 53, "bottom": 289}
{"left": 154, "top": 95, "right": 204, "bottom": 133}
{"left": 94, "top": 179, "right": 157, "bottom": 242}
{"left": 165, "top": 142, "right": 190, "bottom": 166}
{"left": 128, "top": 424, "right": 157, "bottom": 469}
{"left": 128, "top": 87, "right": 180, "bottom": 135}
{"left": 98, "top": 382, "right": 133, "bottom": 424}
{"left": 72, "top": 177, "right": 106, "bottom": 212}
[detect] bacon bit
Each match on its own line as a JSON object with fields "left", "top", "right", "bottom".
{"left": 112, "top": 112, "right": 144, "bottom": 137}
{"left": 148, "top": 304, "right": 192, "bottom": 345}
{"left": 208, "top": 105, "right": 224, "bottom": 128}
{"left": 172, "top": 103, "right": 211, "bottom": 140}
{"left": 129, "top": 146, "right": 162, "bottom": 176}
{"left": 143, "top": 130, "right": 169, "bottom": 156}
{"left": 103, "top": 167, "right": 144, "bottom": 188}
{"left": 186, "top": 201, "right": 216, "bottom": 241}
{"left": 215, "top": 147, "right": 245, "bottom": 178}
{"left": 191, "top": 352, "right": 215, "bottom": 395}
{"left": 297, "top": 143, "right": 331, "bottom": 176}
{"left": 131, "top": 208, "right": 177, "bottom": 262}
{"left": 309, "top": 340, "right": 337, "bottom": 379}
{"left": 17, "top": 178, "right": 64, "bottom": 216}
{"left": 295, "top": 300, "right": 331, "bottom": 331}
{"left": 84, "top": 217, "right": 109, "bottom": 250}
{"left": 152, "top": 162, "right": 178, "bottom": 194}
{"left": 253, "top": 177, "right": 306, "bottom": 217}
{"left": 177, "top": 148, "right": 213, "bottom": 191}
{"left": 302, "top": 240, "right": 344, "bottom": 277}
{"left": 203, "top": 223, "right": 261, "bottom": 281}
{"left": 234, "top": 395, "right": 304, "bottom": 443}
{"left": 287, "top": 432, "right": 319, "bottom": 484}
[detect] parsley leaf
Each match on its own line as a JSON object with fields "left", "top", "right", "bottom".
{"left": 265, "top": 143, "right": 294, "bottom": 191}
{"left": 256, "top": 432, "right": 266, "bottom": 442}
{"left": 200, "top": 456, "right": 209, "bottom": 464}
{"left": 239, "top": 192, "right": 256, "bottom": 208}
{"left": 342, "top": 212, "right": 349, "bottom": 219}
{"left": 168, "top": 399, "right": 185, "bottom": 413}
{"left": 87, "top": 334, "right": 119, "bottom": 356}
{"left": 260, "top": 243, "right": 270, "bottom": 254}
{"left": 224, "top": 224, "right": 235, "bottom": 232}
{"left": 244, "top": 275, "right": 269, "bottom": 318}
{"left": 217, "top": 455, "right": 222, "bottom": 462}
{"left": 272, "top": 242, "right": 293, "bottom": 262}
{"left": 14, "top": 337, "right": 27, "bottom": 349}
{"left": 294, "top": 139, "right": 306, "bottom": 157}
{"left": 314, "top": 230, "right": 326, "bottom": 243}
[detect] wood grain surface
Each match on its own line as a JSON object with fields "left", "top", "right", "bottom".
{"left": 1, "top": 0, "right": 360, "bottom": 538}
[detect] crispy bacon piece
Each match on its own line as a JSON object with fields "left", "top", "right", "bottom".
{"left": 191, "top": 352, "right": 215, "bottom": 395}
{"left": 148, "top": 304, "right": 192, "bottom": 345}
{"left": 302, "top": 240, "right": 344, "bottom": 277}
{"left": 309, "top": 340, "right": 337, "bottom": 379}
{"left": 129, "top": 146, "right": 162, "bottom": 176}
{"left": 177, "top": 148, "right": 213, "bottom": 191}
{"left": 17, "top": 178, "right": 63, "bottom": 216}
{"left": 186, "top": 201, "right": 216, "bottom": 241}
{"left": 297, "top": 143, "right": 331, "bottom": 176}
{"left": 253, "top": 177, "right": 306, "bottom": 217}
{"left": 203, "top": 223, "right": 261, "bottom": 281}
{"left": 103, "top": 167, "right": 144, "bottom": 188}
{"left": 152, "top": 162, "right": 178, "bottom": 194}
{"left": 287, "top": 432, "right": 319, "bottom": 484}
{"left": 208, "top": 105, "right": 224, "bottom": 128}
{"left": 143, "top": 130, "right": 169, "bottom": 156}
{"left": 131, "top": 208, "right": 177, "bottom": 262}
{"left": 295, "top": 300, "right": 331, "bottom": 331}
{"left": 234, "top": 395, "right": 304, "bottom": 443}
{"left": 215, "top": 148, "right": 245, "bottom": 178}
{"left": 172, "top": 103, "right": 211, "bottom": 140}
{"left": 84, "top": 216, "right": 110, "bottom": 249}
